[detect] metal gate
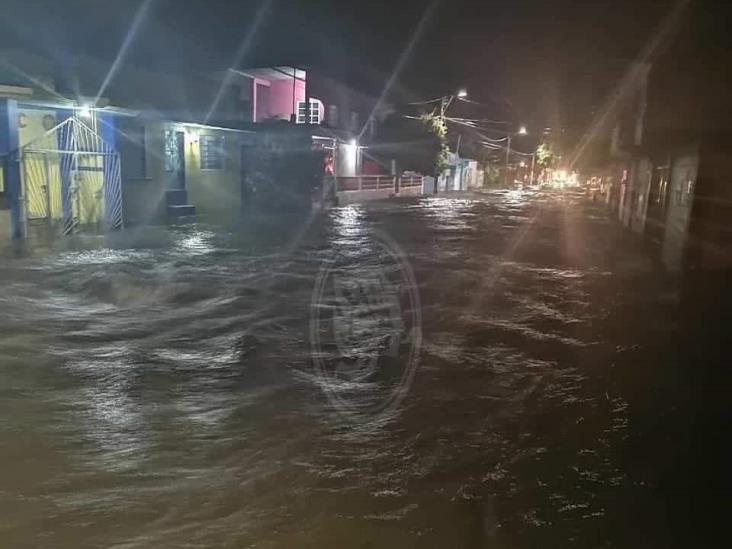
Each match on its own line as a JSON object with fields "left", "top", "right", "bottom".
{"left": 18, "top": 116, "right": 123, "bottom": 234}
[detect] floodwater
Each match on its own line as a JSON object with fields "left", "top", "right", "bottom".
{"left": 0, "top": 191, "right": 714, "bottom": 547}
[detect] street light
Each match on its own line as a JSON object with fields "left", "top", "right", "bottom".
{"left": 457, "top": 88, "right": 468, "bottom": 98}
{"left": 505, "top": 125, "right": 528, "bottom": 185}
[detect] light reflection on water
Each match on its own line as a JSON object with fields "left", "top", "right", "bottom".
{"left": 0, "top": 191, "right": 679, "bottom": 547}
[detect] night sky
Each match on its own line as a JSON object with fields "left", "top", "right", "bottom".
{"left": 1, "top": 0, "right": 728, "bottom": 137}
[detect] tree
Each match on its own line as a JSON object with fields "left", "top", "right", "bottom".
{"left": 374, "top": 112, "right": 449, "bottom": 177}
{"left": 536, "top": 142, "right": 555, "bottom": 168}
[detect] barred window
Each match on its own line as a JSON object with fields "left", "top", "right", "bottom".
{"left": 200, "top": 135, "right": 224, "bottom": 170}
{"left": 162, "top": 130, "right": 180, "bottom": 172}
{"left": 296, "top": 100, "right": 320, "bottom": 124}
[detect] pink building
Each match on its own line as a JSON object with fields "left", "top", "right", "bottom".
{"left": 228, "top": 67, "right": 325, "bottom": 124}
{"left": 225, "top": 66, "right": 394, "bottom": 177}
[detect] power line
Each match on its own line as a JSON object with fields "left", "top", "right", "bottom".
{"left": 406, "top": 96, "right": 445, "bottom": 105}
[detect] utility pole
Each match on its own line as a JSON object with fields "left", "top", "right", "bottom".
{"left": 529, "top": 152, "right": 536, "bottom": 186}
{"left": 504, "top": 134, "right": 512, "bottom": 186}
{"left": 504, "top": 125, "right": 527, "bottom": 186}
{"left": 440, "top": 96, "right": 452, "bottom": 193}
{"left": 438, "top": 89, "right": 466, "bottom": 193}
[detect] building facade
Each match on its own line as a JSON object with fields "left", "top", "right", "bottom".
{"left": 589, "top": 56, "right": 732, "bottom": 271}
{"left": 0, "top": 51, "right": 421, "bottom": 242}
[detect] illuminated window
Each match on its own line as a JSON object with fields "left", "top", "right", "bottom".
{"left": 296, "top": 100, "right": 320, "bottom": 124}
{"left": 200, "top": 135, "right": 224, "bottom": 170}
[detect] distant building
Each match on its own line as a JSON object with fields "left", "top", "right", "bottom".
{"left": 437, "top": 154, "right": 480, "bottom": 192}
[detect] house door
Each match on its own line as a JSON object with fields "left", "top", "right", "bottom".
{"left": 22, "top": 152, "right": 56, "bottom": 222}
{"left": 165, "top": 130, "right": 185, "bottom": 190}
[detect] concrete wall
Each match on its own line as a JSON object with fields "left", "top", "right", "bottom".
{"left": 121, "top": 119, "right": 166, "bottom": 226}
{"left": 120, "top": 121, "right": 246, "bottom": 224}
{"left": 686, "top": 144, "right": 732, "bottom": 270}
{"left": 337, "top": 189, "right": 393, "bottom": 204}
{"left": 0, "top": 209, "right": 10, "bottom": 241}
{"left": 662, "top": 152, "right": 698, "bottom": 270}
{"left": 398, "top": 184, "right": 424, "bottom": 197}
{"left": 628, "top": 157, "right": 653, "bottom": 234}
{"left": 269, "top": 78, "right": 305, "bottom": 120}
{"left": 336, "top": 142, "right": 362, "bottom": 177}
{"left": 18, "top": 107, "right": 59, "bottom": 147}
{"left": 307, "top": 72, "right": 392, "bottom": 136}
{"left": 184, "top": 128, "right": 243, "bottom": 221}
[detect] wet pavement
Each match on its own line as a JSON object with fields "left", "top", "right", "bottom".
{"left": 0, "top": 190, "right": 714, "bottom": 547}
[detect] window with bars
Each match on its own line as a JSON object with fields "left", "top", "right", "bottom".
{"left": 296, "top": 100, "right": 320, "bottom": 124}
{"left": 200, "top": 135, "right": 224, "bottom": 170}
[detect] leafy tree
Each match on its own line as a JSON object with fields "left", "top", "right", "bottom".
{"left": 536, "top": 142, "right": 555, "bottom": 168}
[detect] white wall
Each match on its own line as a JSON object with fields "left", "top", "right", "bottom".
{"left": 336, "top": 142, "right": 362, "bottom": 177}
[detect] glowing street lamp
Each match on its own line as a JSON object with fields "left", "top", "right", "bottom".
{"left": 441, "top": 88, "right": 468, "bottom": 117}
{"left": 78, "top": 105, "right": 92, "bottom": 118}
{"left": 518, "top": 125, "right": 528, "bottom": 136}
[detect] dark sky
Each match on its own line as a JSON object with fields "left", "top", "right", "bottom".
{"left": 1, "top": 0, "right": 724, "bottom": 133}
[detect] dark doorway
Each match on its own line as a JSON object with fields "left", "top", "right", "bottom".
{"left": 165, "top": 130, "right": 185, "bottom": 190}
{"left": 646, "top": 165, "right": 670, "bottom": 245}
{"left": 164, "top": 129, "right": 196, "bottom": 218}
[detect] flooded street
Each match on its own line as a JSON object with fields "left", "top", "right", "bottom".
{"left": 0, "top": 191, "right": 692, "bottom": 547}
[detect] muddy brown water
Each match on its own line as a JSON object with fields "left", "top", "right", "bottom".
{"left": 0, "top": 190, "right": 715, "bottom": 547}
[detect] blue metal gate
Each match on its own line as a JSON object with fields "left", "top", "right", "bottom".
{"left": 19, "top": 116, "right": 123, "bottom": 235}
